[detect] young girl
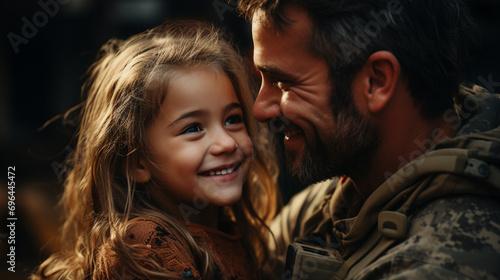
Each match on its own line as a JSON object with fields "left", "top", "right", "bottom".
{"left": 31, "top": 21, "right": 279, "bottom": 279}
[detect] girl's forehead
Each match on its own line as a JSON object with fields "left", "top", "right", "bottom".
{"left": 158, "top": 68, "right": 240, "bottom": 114}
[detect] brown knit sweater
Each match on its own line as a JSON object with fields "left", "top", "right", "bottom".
{"left": 95, "top": 218, "right": 259, "bottom": 279}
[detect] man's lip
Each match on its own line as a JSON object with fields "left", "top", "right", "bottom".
{"left": 283, "top": 124, "right": 303, "bottom": 139}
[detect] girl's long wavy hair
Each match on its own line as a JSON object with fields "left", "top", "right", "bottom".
{"left": 31, "top": 21, "right": 279, "bottom": 279}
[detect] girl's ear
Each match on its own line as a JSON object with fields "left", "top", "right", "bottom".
{"left": 132, "top": 159, "right": 151, "bottom": 183}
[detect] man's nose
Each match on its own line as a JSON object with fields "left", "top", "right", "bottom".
{"left": 253, "top": 81, "right": 282, "bottom": 123}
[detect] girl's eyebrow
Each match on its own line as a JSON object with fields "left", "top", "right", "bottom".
{"left": 225, "top": 102, "right": 243, "bottom": 114}
{"left": 168, "top": 110, "right": 207, "bottom": 127}
{"left": 168, "top": 103, "right": 243, "bottom": 127}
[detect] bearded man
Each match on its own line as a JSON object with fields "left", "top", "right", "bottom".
{"left": 238, "top": 0, "right": 500, "bottom": 279}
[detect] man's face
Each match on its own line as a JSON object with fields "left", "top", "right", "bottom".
{"left": 252, "top": 4, "right": 380, "bottom": 184}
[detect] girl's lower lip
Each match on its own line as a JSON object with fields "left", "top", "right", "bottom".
{"left": 200, "top": 165, "right": 240, "bottom": 182}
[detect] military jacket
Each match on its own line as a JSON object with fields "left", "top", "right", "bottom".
{"left": 269, "top": 85, "right": 500, "bottom": 279}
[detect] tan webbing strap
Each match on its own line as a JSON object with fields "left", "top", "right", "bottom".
{"left": 345, "top": 237, "right": 398, "bottom": 279}
{"left": 333, "top": 231, "right": 383, "bottom": 279}
{"left": 345, "top": 211, "right": 408, "bottom": 279}
{"left": 334, "top": 153, "right": 461, "bottom": 278}
{"left": 332, "top": 150, "right": 500, "bottom": 279}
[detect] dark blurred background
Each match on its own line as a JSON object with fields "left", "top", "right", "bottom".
{"left": 1, "top": 0, "right": 499, "bottom": 279}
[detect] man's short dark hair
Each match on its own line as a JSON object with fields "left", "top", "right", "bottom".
{"left": 239, "top": 0, "right": 476, "bottom": 118}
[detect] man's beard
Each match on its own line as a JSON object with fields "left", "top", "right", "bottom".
{"left": 286, "top": 86, "right": 381, "bottom": 186}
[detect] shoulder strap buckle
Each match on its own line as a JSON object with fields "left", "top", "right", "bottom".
{"left": 378, "top": 211, "right": 407, "bottom": 239}
{"left": 464, "top": 158, "right": 490, "bottom": 178}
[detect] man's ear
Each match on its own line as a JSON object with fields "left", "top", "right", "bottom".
{"left": 132, "top": 159, "right": 151, "bottom": 183}
{"left": 356, "top": 51, "right": 401, "bottom": 113}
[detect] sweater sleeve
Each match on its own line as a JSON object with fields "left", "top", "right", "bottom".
{"left": 94, "top": 218, "right": 202, "bottom": 280}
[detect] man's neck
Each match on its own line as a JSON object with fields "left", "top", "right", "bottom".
{"left": 353, "top": 112, "right": 458, "bottom": 199}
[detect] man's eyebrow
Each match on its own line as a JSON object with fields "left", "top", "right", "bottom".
{"left": 256, "top": 65, "right": 297, "bottom": 81}
{"left": 168, "top": 110, "right": 207, "bottom": 127}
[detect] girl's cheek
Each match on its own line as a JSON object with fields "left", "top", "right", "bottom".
{"left": 239, "top": 134, "right": 254, "bottom": 159}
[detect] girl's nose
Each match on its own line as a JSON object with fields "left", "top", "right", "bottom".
{"left": 209, "top": 131, "right": 237, "bottom": 155}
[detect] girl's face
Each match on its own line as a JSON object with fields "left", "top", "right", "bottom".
{"left": 145, "top": 69, "right": 253, "bottom": 215}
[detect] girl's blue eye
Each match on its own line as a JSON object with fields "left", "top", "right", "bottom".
{"left": 181, "top": 124, "right": 202, "bottom": 134}
{"left": 225, "top": 115, "right": 243, "bottom": 126}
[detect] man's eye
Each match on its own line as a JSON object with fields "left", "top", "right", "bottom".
{"left": 225, "top": 115, "right": 243, "bottom": 126}
{"left": 272, "top": 80, "right": 289, "bottom": 90}
{"left": 272, "top": 81, "right": 284, "bottom": 89}
{"left": 181, "top": 124, "right": 202, "bottom": 134}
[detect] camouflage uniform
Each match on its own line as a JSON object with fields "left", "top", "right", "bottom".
{"left": 269, "top": 85, "right": 500, "bottom": 279}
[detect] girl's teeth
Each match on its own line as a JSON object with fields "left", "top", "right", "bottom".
{"left": 205, "top": 166, "right": 235, "bottom": 176}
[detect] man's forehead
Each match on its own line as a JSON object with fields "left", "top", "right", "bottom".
{"left": 251, "top": 3, "right": 314, "bottom": 40}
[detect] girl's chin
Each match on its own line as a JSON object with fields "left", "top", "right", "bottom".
{"left": 208, "top": 190, "right": 243, "bottom": 207}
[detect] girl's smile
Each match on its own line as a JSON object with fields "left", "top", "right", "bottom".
{"left": 199, "top": 161, "right": 243, "bottom": 181}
